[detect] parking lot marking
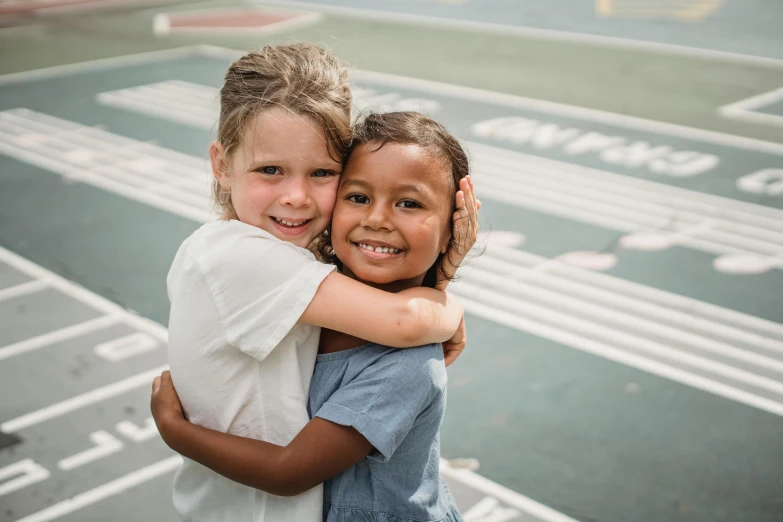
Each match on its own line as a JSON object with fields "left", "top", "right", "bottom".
{"left": 0, "top": 459, "right": 51, "bottom": 497}
{"left": 1, "top": 365, "right": 168, "bottom": 433}
{"left": 441, "top": 460, "right": 580, "bottom": 522}
{"left": 14, "top": 455, "right": 182, "bottom": 522}
{"left": 57, "top": 430, "right": 124, "bottom": 471}
{"left": 0, "top": 279, "right": 48, "bottom": 302}
{"left": 0, "top": 314, "right": 123, "bottom": 361}
{"left": 252, "top": 1, "right": 783, "bottom": 68}
{"left": 720, "top": 86, "right": 783, "bottom": 128}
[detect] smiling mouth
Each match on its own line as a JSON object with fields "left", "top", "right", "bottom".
{"left": 354, "top": 242, "right": 403, "bottom": 255}
{"left": 272, "top": 217, "right": 312, "bottom": 228}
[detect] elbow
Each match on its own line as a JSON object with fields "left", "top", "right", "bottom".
{"left": 394, "top": 302, "right": 430, "bottom": 347}
{"left": 262, "top": 452, "right": 318, "bottom": 497}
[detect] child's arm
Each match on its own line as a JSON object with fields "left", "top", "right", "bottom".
{"left": 300, "top": 175, "right": 479, "bottom": 348}
{"left": 152, "top": 371, "right": 372, "bottom": 496}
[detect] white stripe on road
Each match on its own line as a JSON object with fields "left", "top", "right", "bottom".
{"left": 0, "top": 314, "right": 124, "bottom": 361}
{"left": 0, "top": 280, "right": 48, "bottom": 302}
{"left": 1, "top": 365, "right": 168, "bottom": 433}
{"left": 14, "top": 456, "right": 182, "bottom": 522}
{"left": 440, "top": 459, "right": 580, "bottom": 522}
{"left": 456, "top": 295, "right": 783, "bottom": 418}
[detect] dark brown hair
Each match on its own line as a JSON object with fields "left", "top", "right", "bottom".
{"left": 213, "top": 43, "right": 352, "bottom": 218}
{"left": 318, "top": 111, "right": 472, "bottom": 287}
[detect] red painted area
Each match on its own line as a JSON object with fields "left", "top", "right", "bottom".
{"left": 0, "top": 0, "right": 157, "bottom": 16}
{"left": 0, "top": 0, "right": 102, "bottom": 16}
{"left": 169, "top": 10, "right": 302, "bottom": 29}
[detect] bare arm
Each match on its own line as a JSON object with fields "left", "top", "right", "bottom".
{"left": 151, "top": 371, "right": 371, "bottom": 496}
{"left": 300, "top": 274, "right": 462, "bottom": 347}
{"left": 301, "top": 175, "right": 479, "bottom": 348}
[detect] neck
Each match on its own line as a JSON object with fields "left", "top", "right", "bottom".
{"left": 318, "top": 265, "right": 427, "bottom": 355}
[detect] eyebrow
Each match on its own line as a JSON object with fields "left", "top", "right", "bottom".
{"left": 341, "top": 179, "right": 432, "bottom": 196}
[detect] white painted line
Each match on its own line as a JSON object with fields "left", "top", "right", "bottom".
{"left": 0, "top": 314, "right": 123, "bottom": 361}
{"left": 456, "top": 295, "right": 783, "bottom": 418}
{"left": 57, "top": 431, "right": 124, "bottom": 471}
{"left": 455, "top": 276, "right": 783, "bottom": 397}
{"left": 720, "top": 86, "right": 783, "bottom": 128}
{"left": 253, "top": 0, "right": 783, "bottom": 69}
{"left": 94, "top": 332, "right": 159, "bottom": 362}
{"left": 351, "top": 69, "right": 783, "bottom": 155}
{"left": 0, "top": 459, "right": 50, "bottom": 497}
{"left": 440, "top": 459, "right": 580, "bottom": 522}
{"left": 0, "top": 46, "right": 204, "bottom": 86}
{"left": 116, "top": 418, "right": 158, "bottom": 443}
{"left": 471, "top": 253, "right": 783, "bottom": 361}
{"left": 484, "top": 243, "right": 783, "bottom": 340}
{"left": 0, "top": 279, "right": 47, "bottom": 302}
{"left": 15, "top": 455, "right": 182, "bottom": 522}
{"left": 0, "top": 245, "right": 168, "bottom": 343}
{"left": 0, "top": 365, "right": 168, "bottom": 433}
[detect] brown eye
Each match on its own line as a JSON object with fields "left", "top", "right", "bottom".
{"left": 347, "top": 194, "right": 369, "bottom": 204}
{"left": 397, "top": 200, "right": 421, "bottom": 209}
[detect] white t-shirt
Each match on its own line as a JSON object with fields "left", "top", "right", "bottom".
{"left": 167, "top": 220, "right": 335, "bottom": 522}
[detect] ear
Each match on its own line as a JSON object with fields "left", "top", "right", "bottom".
{"left": 209, "top": 141, "right": 231, "bottom": 190}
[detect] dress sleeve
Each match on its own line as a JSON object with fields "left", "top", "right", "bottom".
{"left": 199, "top": 222, "right": 335, "bottom": 361}
{"left": 313, "top": 349, "right": 440, "bottom": 461}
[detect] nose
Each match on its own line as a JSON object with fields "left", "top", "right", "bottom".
{"left": 279, "top": 175, "right": 310, "bottom": 208}
{"left": 361, "top": 202, "right": 392, "bottom": 231}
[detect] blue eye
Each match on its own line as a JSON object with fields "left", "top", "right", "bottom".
{"left": 347, "top": 194, "right": 369, "bottom": 204}
{"left": 313, "top": 169, "right": 333, "bottom": 178}
{"left": 397, "top": 200, "right": 421, "bottom": 209}
{"left": 258, "top": 166, "right": 279, "bottom": 175}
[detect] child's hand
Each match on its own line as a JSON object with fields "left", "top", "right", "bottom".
{"left": 443, "top": 316, "right": 466, "bottom": 367}
{"left": 151, "top": 370, "right": 186, "bottom": 437}
{"left": 438, "top": 175, "right": 480, "bottom": 289}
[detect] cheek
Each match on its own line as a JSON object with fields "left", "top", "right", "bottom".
{"left": 314, "top": 182, "right": 340, "bottom": 216}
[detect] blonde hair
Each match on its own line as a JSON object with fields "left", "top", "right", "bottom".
{"left": 213, "top": 43, "right": 353, "bottom": 218}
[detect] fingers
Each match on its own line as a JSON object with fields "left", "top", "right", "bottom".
{"left": 152, "top": 376, "right": 160, "bottom": 393}
{"left": 444, "top": 349, "right": 459, "bottom": 367}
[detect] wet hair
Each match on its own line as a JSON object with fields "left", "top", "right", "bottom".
{"left": 212, "top": 43, "right": 352, "bottom": 219}
{"left": 318, "top": 111, "right": 472, "bottom": 287}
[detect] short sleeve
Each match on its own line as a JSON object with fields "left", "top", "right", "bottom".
{"left": 313, "top": 349, "right": 438, "bottom": 461}
{"left": 197, "top": 221, "right": 335, "bottom": 361}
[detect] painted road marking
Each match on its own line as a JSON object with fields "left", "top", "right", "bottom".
{"left": 0, "top": 257, "right": 568, "bottom": 522}
{"left": 0, "top": 314, "right": 124, "bottom": 361}
{"left": 467, "top": 143, "right": 783, "bottom": 273}
{"left": 94, "top": 332, "right": 160, "bottom": 362}
{"left": 252, "top": 1, "right": 783, "bottom": 67}
{"left": 595, "top": 0, "right": 723, "bottom": 20}
{"left": 0, "top": 459, "right": 50, "bottom": 497}
{"left": 441, "top": 460, "right": 579, "bottom": 522}
{"left": 57, "top": 430, "right": 124, "bottom": 471}
{"left": 116, "top": 418, "right": 158, "bottom": 443}
{"left": 0, "top": 109, "right": 214, "bottom": 223}
{"left": 2, "top": 109, "right": 782, "bottom": 413}
{"left": 721, "top": 86, "right": 783, "bottom": 128}
{"left": 153, "top": 8, "right": 322, "bottom": 36}
{"left": 19, "top": 97, "right": 783, "bottom": 274}
{"left": 0, "top": 279, "right": 48, "bottom": 302}
{"left": 0, "top": 365, "right": 168, "bottom": 433}
{"left": 13, "top": 455, "right": 182, "bottom": 522}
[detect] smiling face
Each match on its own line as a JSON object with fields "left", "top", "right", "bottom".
{"left": 331, "top": 141, "right": 454, "bottom": 291}
{"left": 211, "top": 108, "right": 342, "bottom": 248}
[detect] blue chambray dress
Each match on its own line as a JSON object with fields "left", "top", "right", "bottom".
{"left": 309, "top": 343, "right": 463, "bottom": 522}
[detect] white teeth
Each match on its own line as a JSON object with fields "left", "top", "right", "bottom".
{"left": 275, "top": 218, "right": 307, "bottom": 227}
{"left": 358, "top": 243, "right": 400, "bottom": 254}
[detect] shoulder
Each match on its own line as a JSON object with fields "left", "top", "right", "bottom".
{"left": 357, "top": 344, "right": 446, "bottom": 394}
{"left": 183, "top": 220, "right": 325, "bottom": 279}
